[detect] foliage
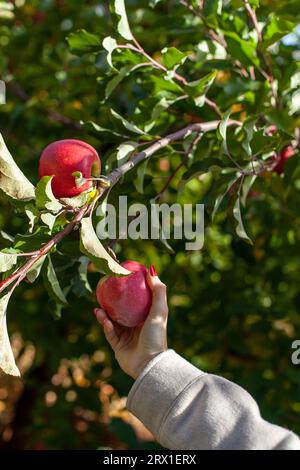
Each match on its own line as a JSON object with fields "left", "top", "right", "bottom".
{"left": 0, "top": 0, "right": 300, "bottom": 449}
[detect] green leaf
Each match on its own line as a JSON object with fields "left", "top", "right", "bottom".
{"left": 241, "top": 174, "right": 257, "bottom": 207}
{"left": 80, "top": 217, "right": 131, "bottom": 276}
{"left": 78, "top": 256, "right": 92, "bottom": 292}
{"left": 25, "top": 203, "right": 39, "bottom": 234}
{"left": 250, "top": 129, "right": 280, "bottom": 155}
{"left": 151, "top": 75, "right": 184, "bottom": 99}
{"left": 248, "top": 0, "right": 259, "bottom": 6}
{"left": 145, "top": 96, "right": 185, "bottom": 132}
{"left": 225, "top": 32, "right": 259, "bottom": 66}
{"left": 113, "top": 0, "right": 133, "bottom": 40}
{"left": 0, "top": 231, "right": 14, "bottom": 244}
{"left": 212, "top": 174, "right": 239, "bottom": 220}
{"left": 43, "top": 256, "right": 68, "bottom": 305}
{"left": 150, "top": 199, "right": 174, "bottom": 253}
{"left": 242, "top": 119, "right": 256, "bottom": 158}
{"left": 289, "top": 88, "right": 300, "bottom": 116}
{"left": 262, "top": 16, "right": 295, "bottom": 49}
{"left": 233, "top": 195, "right": 253, "bottom": 244}
{"left": 14, "top": 227, "right": 50, "bottom": 252}
{"left": 203, "top": 0, "right": 222, "bottom": 27}
{"left": 0, "top": 251, "right": 18, "bottom": 273}
{"left": 161, "top": 47, "right": 186, "bottom": 69}
{"left": 0, "top": 133, "right": 35, "bottom": 202}
{"left": 27, "top": 255, "right": 47, "bottom": 283}
{"left": 67, "top": 29, "right": 102, "bottom": 54}
{"left": 218, "top": 109, "right": 232, "bottom": 157}
{"left": 184, "top": 72, "right": 216, "bottom": 106}
{"left": 72, "top": 171, "right": 86, "bottom": 189}
{"left": 60, "top": 190, "right": 92, "bottom": 209}
{"left": 267, "top": 109, "right": 295, "bottom": 134}
{"left": 40, "top": 213, "right": 57, "bottom": 231}
{"left": 203, "top": 0, "right": 222, "bottom": 16}
{"left": 116, "top": 141, "right": 138, "bottom": 166}
{"left": 0, "top": 293, "right": 20, "bottom": 376}
{"left": 105, "top": 66, "right": 134, "bottom": 100}
{"left": 102, "top": 36, "right": 119, "bottom": 68}
{"left": 135, "top": 160, "right": 149, "bottom": 194}
{"left": 179, "top": 158, "right": 225, "bottom": 196}
{"left": 83, "top": 120, "right": 129, "bottom": 140}
{"left": 71, "top": 256, "right": 92, "bottom": 297}
{"left": 111, "top": 109, "right": 147, "bottom": 135}
{"left": 105, "top": 63, "right": 149, "bottom": 100}
{"left": 35, "top": 176, "right": 63, "bottom": 213}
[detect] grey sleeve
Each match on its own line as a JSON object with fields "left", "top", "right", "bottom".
{"left": 127, "top": 350, "right": 300, "bottom": 450}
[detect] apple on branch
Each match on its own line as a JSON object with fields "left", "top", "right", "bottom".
{"left": 38, "top": 139, "right": 101, "bottom": 198}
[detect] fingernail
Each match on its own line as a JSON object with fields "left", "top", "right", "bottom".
{"left": 149, "top": 265, "right": 158, "bottom": 277}
{"left": 93, "top": 308, "right": 99, "bottom": 316}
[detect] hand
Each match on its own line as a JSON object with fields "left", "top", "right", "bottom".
{"left": 94, "top": 268, "right": 168, "bottom": 379}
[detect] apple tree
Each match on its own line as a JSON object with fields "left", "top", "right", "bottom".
{"left": 0, "top": 0, "right": 300, "bottom": 449}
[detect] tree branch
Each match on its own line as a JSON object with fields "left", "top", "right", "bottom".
{"left": 0, "top": 119, "right": 241, "bottom": 295}
{"left": 107, "top": 120, "right": 241, "bottom": 187}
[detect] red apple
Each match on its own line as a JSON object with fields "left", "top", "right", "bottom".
{"left": 38, "top": 139, "right": 101, "bottom": 198}
{"left": 273, "top": 145, "right": 295, "bottom": 175}
{"left": 96, "top": 260, "right": 152, "bottom": 327}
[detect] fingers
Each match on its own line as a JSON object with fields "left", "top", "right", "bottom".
{"left": 94, "top": 308, "right": 120, "bottom": 350}
{"left": 146, "top": 271, "right": 168, "bottom": 320}
{"left": 94, "top": 307, "right": 108, "bottom": 326}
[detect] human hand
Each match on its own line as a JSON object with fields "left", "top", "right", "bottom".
{"left": 94, "top": 266, "right": 168, "bottom": 379}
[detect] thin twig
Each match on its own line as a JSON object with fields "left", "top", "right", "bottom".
{"left": 243, "top": 0, "right": 262, "bottom": 42}
{"left": 154, "top": 132, "right": 202, "bottom": 200}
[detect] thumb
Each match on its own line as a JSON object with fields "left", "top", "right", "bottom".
{"left": 147, "top": 269, "right": 168, "bottom": 319}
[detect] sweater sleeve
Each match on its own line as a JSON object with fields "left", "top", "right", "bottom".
{"left": 127, "top": 350, "right": 300, "bottom": 450}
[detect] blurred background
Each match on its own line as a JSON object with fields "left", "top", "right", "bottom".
{"left": 0, "top": 0, "right": 300, "bottom": 450}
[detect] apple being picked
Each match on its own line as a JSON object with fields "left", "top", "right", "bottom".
{"left": 96, "top": 261, "right": 152, "bottom": 327}
{"left": 38, "top": 139, "right": 101, "bottom": 198}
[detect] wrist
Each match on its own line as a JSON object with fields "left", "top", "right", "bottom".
{"left": 133, "top": 350, "right": 167, "bottom": 379}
